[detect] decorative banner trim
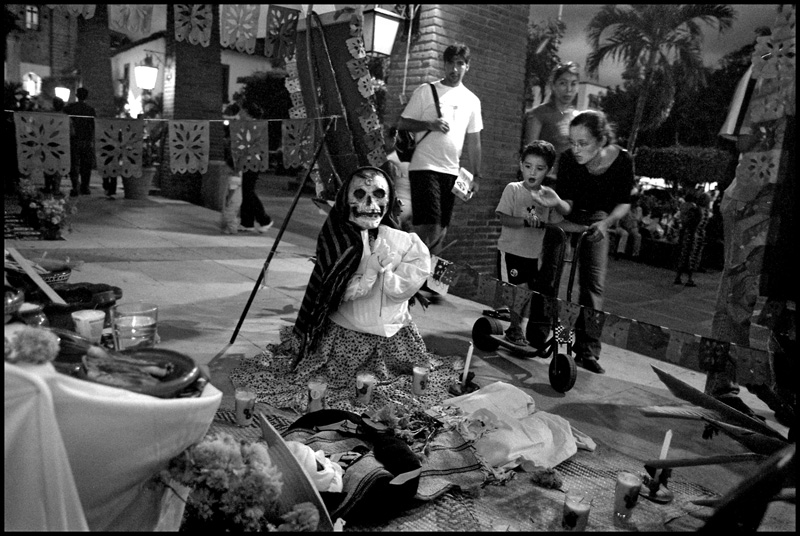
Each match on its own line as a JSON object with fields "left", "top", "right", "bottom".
{"left": 230, "top": 119, "right": 269, "bottom": 173}
{"left": 48, "top": 5, "right": 95, "bottom": 18}
{"left": 14, "top": 112, "right": 71, "bottom": 176}
{"left": 169, "top": 120, "right": 210, "bottom": 174}
{"left": 95, "top": 118, "right": 144, "bottom": 179}
{"left": 174, "top": 4, "right": 213, "bottom": 47}
{"left": 109, "top": 5, "right": 153, "bottom": 34}
{"left": 220, "top": 4, "right": 260, "bottom": 54}
{"left": 265, "top": 5, "right": 300, "bottom": 63}
{"left": 282, "top": 119, "right": 315, "bottom": 169}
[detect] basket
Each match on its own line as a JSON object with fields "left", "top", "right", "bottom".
{"left": 41, "top": 268, "right": 71, "bottom": 284}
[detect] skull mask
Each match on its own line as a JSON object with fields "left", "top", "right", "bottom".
{"left": 347, "top": 169, "right": 389, "bottom": 230}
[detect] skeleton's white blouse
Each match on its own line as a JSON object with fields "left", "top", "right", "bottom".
{"left": 330, "top": 225, "right": 431, "bottom": 337}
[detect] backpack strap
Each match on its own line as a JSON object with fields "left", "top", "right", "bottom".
{"left": 416, "top": 82, "right": 442, "bottom": 146}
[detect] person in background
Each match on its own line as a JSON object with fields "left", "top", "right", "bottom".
{"left": 615, "top": 194, "right": 643, "bottom": 258}
{"left": 235, "top": 105, "right": 273, "bottom": 234}
{"left": 674, "top": 191, "right": 710, "bottom": 286}
{"left": 43, "top": 96, "right": 67, "bottom": 195}
{"left": 524, "top": 61, "right": 581, "bottom": 180}
{"left": 63, "top": 87, "right": 96, "bottom": 197}
{"left": 397, "top": 43, "right": 483, "bottom": 257}
{"left": 495, "top": 141, "right": 557, "bottom": 347}
{"left": 531, "top": 110, "right": 634, "bottom": 374}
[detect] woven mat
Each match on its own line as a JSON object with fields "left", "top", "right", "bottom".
{"left": 205, "top": 409, "right": 721, "bottom": 532}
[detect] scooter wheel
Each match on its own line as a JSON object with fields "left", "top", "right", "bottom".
{"left": 549, "top": 353, "right": 577, "bottom": 393}
{"left": 472, "top": 316, "right": 503, "bottom": 352}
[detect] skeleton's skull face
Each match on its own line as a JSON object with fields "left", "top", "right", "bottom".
{"left": 347, "top": 169, "right": 389, "bottom": 229}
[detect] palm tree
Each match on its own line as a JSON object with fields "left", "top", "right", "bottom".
{"left": 586, "top": 4, "right": 736, "bottom": 152}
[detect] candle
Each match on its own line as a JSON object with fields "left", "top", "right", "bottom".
{"left": 462, "top": 342, "right": 474, "bottom": 388}
{"left": 653, "top": 429, "right": 673, "bottom": 483}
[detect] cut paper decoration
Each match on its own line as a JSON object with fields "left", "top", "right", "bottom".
{"left": 346, "top": 57, "right": 369, "bottom": 80}
{"left": 285, "top": 78, "right": 301, "bottom": 93}
{"left": 356, "top": 76, "right": 374, "bottom": 98}
{"left": 14, "top": 112, "right": 71, "bottom": 177}
{"left": 285, "top": 57, "right": 299, "bottom": 78}
{"left": 698, "top": 337, "right": 731, "bottom": 372}
{"left": 229, "top": 120, "right": 269, "bottom": 173}
{"left": 358, "top": 113, "right": 380, "bottom": 133}
{"left": 366, "top": 146, "right": 386, "bottom": 168}
{"left": 291, "top": 92, "right": 305, "bottom": 108}
{"left": 363, "top": 129, "right": 383, "bottom": 151}
{"left": 494, "top": 281, "right": 516, "bottom": 312}
{"left": 348, "top": 11, "right": 363, "bottom": 37}
{"left": 732, "top": 344, "right": 773, "bottom": 388}
{"left": 475, "top": 273, "right": 497, "bottom": 307}
{"left": 48, "top": 4, "right": 95, "bottom": 18}
{"left": 345, "top": 36, "right": 366, "bottom": 59}
{"left": 664, "top": 330, "right": 699, "bottom": 366}
{"left": 559, "top": 301, "right": 581, "bottom": 332}
{"left": 289, "top": 105, "right": 307, "bottom": 119}
{"left": 599, "top": 314, "right": 630, "bottom": 349}
{"left": 625, "top": 321, "right": 669, "bottom": 361}
{"left": 744, "top": 150, "right": 781, "bottom": 185}
{"left": 94, "top": 118, "right": 144, "bottom": 178}
{"left": 748, "top": 92, "right": 786, "bottom": 123}
{"left": 109, "top": 4, "right": 153, "bottom": 34}
{"left": 169, "top": 120, "right": 210, "bottom": 174}
{"left": 265, "top": 5, "right": 300, "bottom": 62}
{"left": 581, "top": 307, "right": 606, "bottom": 340}
{"left": 427, "top": 256, "right": 455, "bottom": 295}
{"left": 220, "top": 4, "right": 260, "bottom": 54}
{"left": 282, "top": 119, "right": 315, "bottom": 169}
{"left": 174, "top": 4, "right": 213, "bottom": 47}
{"left": 511, "top": 287, "right": 532, "bottom": 319}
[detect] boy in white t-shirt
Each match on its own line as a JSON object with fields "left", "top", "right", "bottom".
{"left": 495, "top": 141, "right": 556, "bottom": 347}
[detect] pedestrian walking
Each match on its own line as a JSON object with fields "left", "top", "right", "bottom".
{"left": 63, "top": 87, "right": 96, "bottom": 197}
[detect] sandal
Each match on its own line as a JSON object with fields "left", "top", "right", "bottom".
{"left": 504, "top": 330, "right": 529, "bottom": 347}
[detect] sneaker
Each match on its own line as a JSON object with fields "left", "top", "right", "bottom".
{"left": 256, "top": 220, "right": 274, "bottom": 233}
{"left": 238, "top": 225, "right": 256, "bottom": 232}
{"left": 580, "top": 355, "right": 605, "bottom": 374}
{"left": 106, "top": 194, "right": 116, "bottom": 200}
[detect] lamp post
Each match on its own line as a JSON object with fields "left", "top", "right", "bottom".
{"left": 361, "top": 6, "right": 403, "bottom": 56}
{"left": 134, "top": 55, "right": 159, "bottom": 91}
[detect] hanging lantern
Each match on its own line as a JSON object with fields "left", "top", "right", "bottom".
{"left": 361, "top": 7, "right": 403, "bottom": 57}
{"left": 134, "top": 55, "right": 159, "bottom": 91}
{"left": 54, "top": 86, "right": 71, "bottom": 102}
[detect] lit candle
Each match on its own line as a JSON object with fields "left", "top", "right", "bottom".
{"left": 653, "top": 429, "right": 673, "bottom": 484}
{"left": 462, "top": 342, "right": 474, "bottom": 388}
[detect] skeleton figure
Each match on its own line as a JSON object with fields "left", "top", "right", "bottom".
{"left": 347, "top": 169, "right": 390, "bottom": 230}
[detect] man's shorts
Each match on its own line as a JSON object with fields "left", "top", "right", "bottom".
{"left": 409, "top": 170, "right": 457, "bottom": 227}
{"left": 497, "top": 250, "right": 539, "bottom": 288}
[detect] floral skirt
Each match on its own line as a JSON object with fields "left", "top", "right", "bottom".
{"left": 230, "top": 321, "right": 462, "bottom": 415}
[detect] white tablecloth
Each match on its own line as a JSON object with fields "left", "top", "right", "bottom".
{"left": 4, "top": 361, "right": 222, "bottom": 531}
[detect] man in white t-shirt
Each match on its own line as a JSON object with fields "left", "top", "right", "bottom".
{"left": 397, "top": 43, "right": 483, "bottom": 256}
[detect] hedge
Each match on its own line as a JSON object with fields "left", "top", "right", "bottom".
{"left": 634, "top": 146, "right": 737, "bottom": 187}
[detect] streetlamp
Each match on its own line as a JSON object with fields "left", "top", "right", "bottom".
{"left": 134, "top": 55, "right": 159, "bottom": 91}
{"left": 361, "top": 6, "right": 403, "bottom": 56}
{"left": 54, "top": 86, "right": 71, "bottom": 102}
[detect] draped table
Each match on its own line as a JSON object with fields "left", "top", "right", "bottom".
{"left": 5, "top": 361, "right": 222, "bottom": 531}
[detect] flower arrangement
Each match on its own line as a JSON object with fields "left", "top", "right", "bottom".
{"left": 17, "top": 177, "right": 77, "bottom": 239}
{"left": 4, "top": 325, "right": 60, "bottom": 364}
{"left": 160, "top": 432, "right": 320, "bottom": 532}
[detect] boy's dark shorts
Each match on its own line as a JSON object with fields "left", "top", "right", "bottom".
{"left": 497, "top": 250, "right": 539, "bottom": 288}
{"left": 409, "top": 170, "right": 457, "bottom": 227}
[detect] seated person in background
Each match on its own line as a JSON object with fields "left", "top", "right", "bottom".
{"left": 230, "top": 167, "right": 461, "bottom": 413}
{"left": 641, "top": 208, "right": 665, "bottom": 240}
{"left": 614, "top": 194, "right": 643, "bottom": 258}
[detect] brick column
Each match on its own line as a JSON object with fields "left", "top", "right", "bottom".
{"left": 74, "top": 5, "right": 115, "bottom": 118}
{"left": 160, "top": 4, "right": 224, "bottom": 203}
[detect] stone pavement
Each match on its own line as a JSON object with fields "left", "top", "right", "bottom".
{"left": 6, "top": 171, "right": 791, "bottom": 529}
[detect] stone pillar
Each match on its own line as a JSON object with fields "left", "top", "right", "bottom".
{"left": 160, "top": 4, "right": 225, "bottom": 205}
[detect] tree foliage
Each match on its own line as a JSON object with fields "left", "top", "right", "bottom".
{"left": 524, "top": 17, "right": 566, "bottom": 107}
{"left": 586, "top": 4, "right": 736, "bottom": 151}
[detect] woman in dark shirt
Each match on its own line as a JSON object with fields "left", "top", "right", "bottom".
{"left": 532, "top": 110, "right": 634, "bottom": 374}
